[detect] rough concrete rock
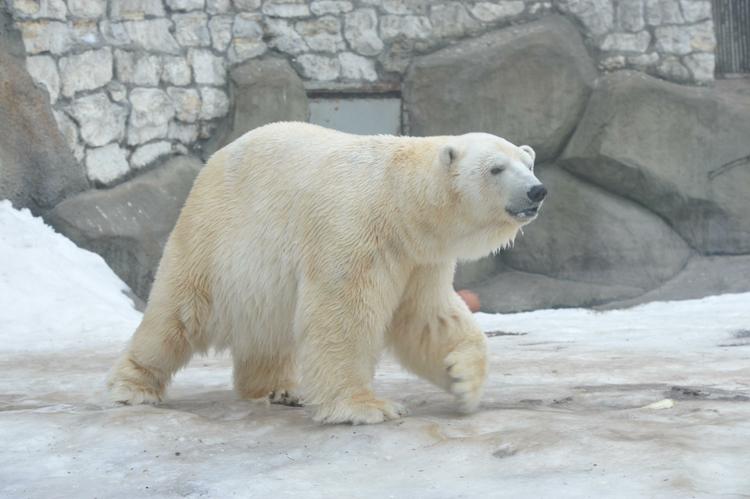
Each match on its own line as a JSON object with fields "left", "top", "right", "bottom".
{"left": 45, "top": 155, "right": 203, "bottom": 300}
{"left": 472, "top": 268, "right": 645, "bottom": 313}
{"left": 59, "top": 48, "right": 113, "bottom": 98}
{"left": 599, "top": 254, "right": 750, "bottom": 310}
{"left": 454, "top": 257, "right": 501, "bottom": 290}
{"left": 560, "top": 71, "right": 750, "bottom": 254}
{"left": 474, "top": 247, "right": 750, "bottom": 313}
{"left": 403, "top": 16, "right": 597, "bottom": 162}
{"left": 499, "top": 165, "right": 692, "bottom": 291}
{"left": 70, "top": 92, "right": 128, "bottom": 147}
{"left": 0, "top": 15, "right": 87, "bottom": 213}
{"left": 206, "top": 57, "right": 308, "bottom": 155}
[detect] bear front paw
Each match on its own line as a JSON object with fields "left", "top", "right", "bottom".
{"left": 312, "top": 394, "right": 409, "bottom": 425}
{"left": 444, "top": 345, "right": 487, "bottom": 413}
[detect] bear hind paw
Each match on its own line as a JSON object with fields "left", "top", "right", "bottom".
{"left": 108, "top": 380, "right": 163, "bottom": 405}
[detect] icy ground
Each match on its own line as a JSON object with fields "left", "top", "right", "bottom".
{"left": 1, "top": 200, "right": 749, "bottom": 499}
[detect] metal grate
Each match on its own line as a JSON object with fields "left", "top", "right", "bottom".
{"left": 713, "top": 0, "right": 750, "bottom": 74}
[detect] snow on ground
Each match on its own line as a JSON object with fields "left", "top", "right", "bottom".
{"left": 1, "top": 200, "right": 749, "bottom": 499}
{"left": 0, "top": 201, "right": 140, "bottom": 352}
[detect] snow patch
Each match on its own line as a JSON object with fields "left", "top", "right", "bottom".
{"left": 0, "top": 200, "right": 141, "bottom": 352}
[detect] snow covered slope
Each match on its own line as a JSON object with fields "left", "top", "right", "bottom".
{"left": 1, "top": 201, "right": 749, "bottom": 498}
{"left": 0, "top": 200, "right": 140, "bottom": 352}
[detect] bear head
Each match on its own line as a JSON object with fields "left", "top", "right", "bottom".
{"left": 439, "top": 133, "right": 546, "bottom": 259}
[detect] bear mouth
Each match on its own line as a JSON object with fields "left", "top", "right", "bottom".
{"left": 506, "top": 206, "right": 540, "bottom": 220}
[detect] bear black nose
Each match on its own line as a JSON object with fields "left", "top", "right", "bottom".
{"left": 527, "top": 184, "right": 547, "bottom": 203}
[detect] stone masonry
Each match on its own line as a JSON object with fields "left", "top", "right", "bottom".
{"left": 7, "top": 0, "right": 716, "bottom": 185}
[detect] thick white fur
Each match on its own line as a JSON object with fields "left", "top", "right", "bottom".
{"left": 108, "top": 122, "right": 542, "bottom": 424}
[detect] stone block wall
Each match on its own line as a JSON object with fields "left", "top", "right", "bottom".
{"left": 6, "top": 0, "right": 716, "bottom": 185}
{"left": 559, "top": 0, "right": 715, "bottom": 81}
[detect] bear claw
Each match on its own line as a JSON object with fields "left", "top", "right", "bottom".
{"left": 444, "top": 347, "right": 487, "bottom": 413}
{"left": 269, "top": 390, "right": 304, "bottom": 407}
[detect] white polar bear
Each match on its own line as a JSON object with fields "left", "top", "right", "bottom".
{"left": 108, "top": 122, "right": 546, "bottom": 424}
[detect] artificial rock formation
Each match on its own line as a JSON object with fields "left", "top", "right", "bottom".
{"left": 561, "top": 71, "right": 750, "bottom": 255}
{"left": 0, "top": 8, "right": 86, "bottom": 213}
{"left": 3, "top": 1, "right": 744, "bottom": 312}
{"left": 206, "top": 57, "right": 309, "bottom": 155}
{"left": 46, "top": 155, "right": 203, "bottom": 299}
{"left": 500, "top": 165, "right": 691, "bottom": 291}
{"left": 403, "top": 16, "right": 597, "bottom": 162}
{"left": 4, "top": 0, "right": 717, "bottom": 184}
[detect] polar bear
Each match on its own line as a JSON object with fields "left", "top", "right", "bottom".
{"left": 108, "top": 122, "right": 546, "bottom": 424}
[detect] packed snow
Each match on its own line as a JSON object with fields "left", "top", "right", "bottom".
{"left": 1, "top": 200, "right": 749, "bottom": 498}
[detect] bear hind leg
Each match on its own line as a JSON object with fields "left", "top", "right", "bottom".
{"left": 108, "top": 312, "right": 195, "bottom": 405}
{"left": 233, "top": 351, "right": 301, "bottom": 406}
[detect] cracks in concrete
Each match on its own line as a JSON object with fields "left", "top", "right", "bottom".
{"left": 708, "top": 152, "right": 750, "bottom": 180}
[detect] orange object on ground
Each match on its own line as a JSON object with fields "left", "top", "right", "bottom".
{"left": 457, "top": 289, "right": 480, "bottom": 312}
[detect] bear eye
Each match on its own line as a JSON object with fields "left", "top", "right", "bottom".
{"left": 490, "top": 166, "right": 503, "bottom": 175}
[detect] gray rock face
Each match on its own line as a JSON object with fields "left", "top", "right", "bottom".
{"left": 122, "top": 19, "right": 182, "bottom": 54}
{"left": 85, "top": 143, "right": 130, "bottom": 185}
{"left": 403, "top": 16, "right": 597, "bottom": 162}
{"left": 46, "top": 155, "right": 203, "bottom": 299}
{"left": 59, "top": 48, "right": 113, "bottom": 98}
{"left": 473, "top": 268, "right": 645, "bottom": 313}
{"left": 17, "top": 21, "right": 73, "bottom": 55}
{"left": 556, "top": 0, "right": 614, "bottom": 36}
{"left": 599, "top": 254, "right": 750, "bottom": 310}
{"left": 167, "top": 87, "right": 201, "bottom": 122}
{"left": 207, "top": 58, "right": 308, "bottom": 154}
{"left": 110, "top": 0, "right": 166, "bottom": 20}
{"left": 483, "top": 252, "right": 750, "bottom": 313}
{"left": 188, "top": 48, "right": 226, "bottom": 85}
{"left": 296, "top": 53, "right": 340, "bottom": 80}
{"left": 25, "top": 55, "right": 59, "bottom": 103}
{"left": 344, "top": 9, "right": 382, "bottom": 56}
{"left": 114, "top": 50, "right": 162, "bottom": 86}
{"left": 560, "top": 71, "right": 750, "bottom": 254}
{"left": 70, "top": 92, "right": 128, "bottom": 147}
{"left": 173, "top": 12, "right": 211, "bottom": 47}
{"left": 0, "top": 25, "right": 87, "bottom": 213}
{"left": 500, "top": 165, "right": 691, "bottom": 290}
{"left": 429, "top": 2, "right": 479, "bottom": 39}
{"left": 295, "top": 16, "right": 345, "bottom": 52}
{"left": 654, "top": 21, "right": 715, "bottom": 55}
{"left": 127, "top": 88, "right": 175, "bottom": 145}
{"left": 199, "top": 86, "right": 230, "bottom": 119}
{"left": 131, "top": 141, "right": 174, "bottom": 170}
{"left": 469, "top": 1, "right": 525, "bottom": 23}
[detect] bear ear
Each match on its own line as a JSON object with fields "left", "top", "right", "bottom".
{"left": 439, "top": 144, "right": 457, "bottom": 168}
{"left": 519, "top": 145, "right": 536, "bottom": 171}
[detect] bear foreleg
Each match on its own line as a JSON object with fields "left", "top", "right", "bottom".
{"left": 387, "top": 264, "right": 488, "bottom": 413}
